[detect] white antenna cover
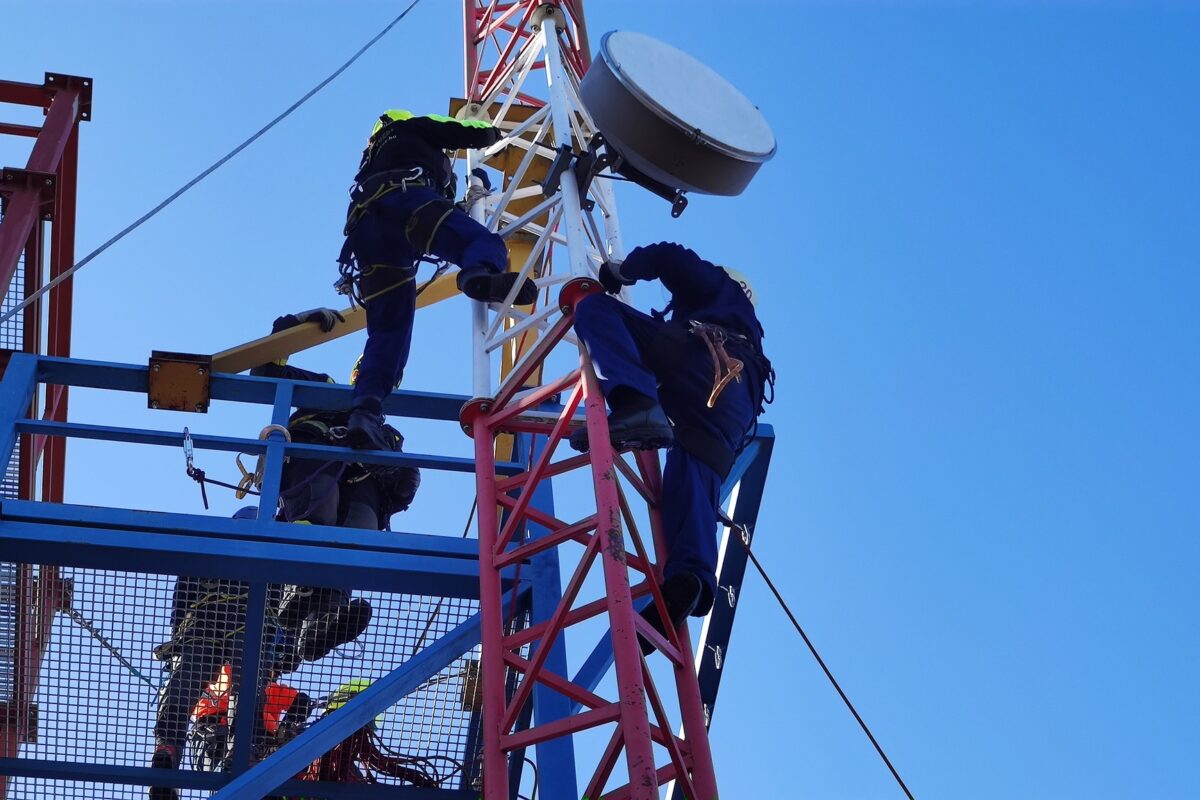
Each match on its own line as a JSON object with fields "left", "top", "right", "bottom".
{"left": 581, "top": 30, "right": 776, "bottom": 196}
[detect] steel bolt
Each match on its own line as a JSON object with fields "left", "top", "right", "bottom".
{"left": 195, "top": 403, "right": 205, "bottom": 412}
{"left": 152, "top": 364, "right": 160, "bottom": 372}
{"left": 150, "top": 400, "right": 160, "bottom": 409}
{"left": 196, "top": 367, "right": 206, "bottom": 376}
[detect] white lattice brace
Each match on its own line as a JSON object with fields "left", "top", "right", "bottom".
{"left": 540, "top": 16, "right": 593, "bottom": 279}
{"left": 486, "top": 206, "right": 561, "bottom": 342}
{"left": 490, "top": 27, "right": 546, "bottom": 126}
{"left": 487, "top": 113, "right": 553, "bottom": 232}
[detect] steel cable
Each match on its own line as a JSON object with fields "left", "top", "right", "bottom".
{"left": 721, "top": 513, "right": 917, "bottom": 800}
{"left": 0, "top": 0, "right": 427, "bottom": 325}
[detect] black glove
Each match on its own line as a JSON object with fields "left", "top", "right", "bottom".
{"left": 471, "top": 167, "right": 493, "bottom": 191}
{"left": 599, "top": 261, "right": 634, "bottom": 295}
{"left": 295, "top": 308, "right": 345, "bottom": 333}
{"left": 486, "top": 126, "right": 504, "bottom": 147}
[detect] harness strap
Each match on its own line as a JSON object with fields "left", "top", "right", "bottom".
{"left": 689, "top": 321, "right": 745, "bottom": 408}
{"left": 404, "top": 198, "right": 456, "bottom": 254}
{"left": 343, "top": 167, "right": 433, "bottom": 235}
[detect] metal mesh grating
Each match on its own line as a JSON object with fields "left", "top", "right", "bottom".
{"left": 1, "top": 562, "right": 15, "bottom": 700}
{"left": 1, "top": 203, "right": 29, "bottom": 501}
{"left": 0, "top": 443, "right": 20, "bottom": 500}
{"left": 2, "top": 564, "right": 491, "bottom": 798}
{"left": 0, "top": 200, "right": 27, "bottom": 353}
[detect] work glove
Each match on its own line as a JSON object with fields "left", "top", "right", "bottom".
{"left": 598, "top": 260, "right": 634, "bottom": 295}
{"left": 295, "top": 308, "right": 345, "bottom": 332}
{"left": 486, "top": 126, "right": 504, "bottom": 147}
{"left": 470, "top": 167, "right": 493, "bottom": 191}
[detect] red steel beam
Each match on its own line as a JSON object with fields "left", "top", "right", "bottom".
{"left": 0, "top": 123, "right": 39, "bottom": 138}
{"left": 41, "top": 121, "right": 79, "bottom": 503}
{"left": 0, "top": 83, "right": 80, "bottom": 297}
{"left": 0, "top": 80, "right": 47, "bottom": 107}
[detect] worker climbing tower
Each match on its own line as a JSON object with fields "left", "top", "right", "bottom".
{"left": 0, "top": 3, "right": 775, "bottom": 798}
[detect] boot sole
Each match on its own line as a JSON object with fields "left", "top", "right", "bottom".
{"left": 568, "top": 427, "right": 674, "bottom": 454}
{"left": 611, "top": 426, "right": 674, "bottom": 452}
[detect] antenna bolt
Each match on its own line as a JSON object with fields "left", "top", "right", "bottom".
{"left": 195, "top": 403, "right": 205, "bottom": 412}
{"left": 196, "top": 367, "right": 206, "bottom": 376}
{"left": 150, "top": 400, "right": 160, "bottom": 409}
{"left": 152, "top": 364, "right": 160, "bottom": 372}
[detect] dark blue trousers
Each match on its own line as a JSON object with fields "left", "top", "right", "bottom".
{"left": 347, "top": 187, "right": 508, "bottom": 410}
{"left": 573, "top": 294, "right": 756, "bottom": 612}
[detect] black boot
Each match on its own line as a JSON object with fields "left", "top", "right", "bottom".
{"left": 460, "top": 271, "right": 539, "bottom": 305}
{"left": 148, "top": 744, "right": 181, "bottom": 800}
{"left": 277, "top": 585, "right": 341, "bottom": 633}
{"left": 299, "top": 598, "right": 372, "bottom": 662}
{"left": 637, "top": 572, "right": 702, "bottom": 656}
{"left": 569, "top": 404, "right": 674, "bottom": 453}
{"left": 347, "top": 407, "right": 394, "bottom": 451}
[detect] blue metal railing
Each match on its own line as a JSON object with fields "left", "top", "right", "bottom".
{"left": 0, "top": 353, "right": 518, "bottom": 798}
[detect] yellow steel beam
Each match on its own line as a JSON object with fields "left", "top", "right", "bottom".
{"left": 210, "top": 272, "right": 460, "bottom": 375}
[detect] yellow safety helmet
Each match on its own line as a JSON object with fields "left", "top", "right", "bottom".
{"left": 721, "top": 267, "right": 756, "bottom": 307}
{"left": 371, "top": 109, "right": 414, "bottom": 137}
{"left": 326, "top": 678, "right": 386, "bottom": 728}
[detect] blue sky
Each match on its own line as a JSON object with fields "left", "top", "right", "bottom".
{"left": 2, "top": 1, "right": 1198, "bottom": 798}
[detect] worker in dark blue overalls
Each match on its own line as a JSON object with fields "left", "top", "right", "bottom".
{"left": 149, "top": 507, "right": 293, "bottom": 799}
{"left": 569, "top": 242, "right": 773, "bottom": 652}
{"left": 249, "top": 309, "right": 420, "bottom": 662}
{"left": 339, "top": 109, "right": 537, "bottom": 450}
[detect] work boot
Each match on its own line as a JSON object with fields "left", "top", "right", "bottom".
{"left": 638, "top": 572, "right": 702, "bottom": 656}
{"left": 460, "top": 271, "right": 539, "bottom": 305}
{"left": 277, "top": 585, "right": 342, "bottom": 633}
{"left": 148, "top": 745, "right": 181, "bottom": 800}
{"left": 299, "top": 598, "right": 372, "bottom": 662}
{"left": 568, "top": 404, "right": 674, "bottom": 453}
{"left": 347, "top": 407, "right": 394, "bottom": 451}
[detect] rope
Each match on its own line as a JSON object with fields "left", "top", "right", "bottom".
{"left": 63, "top": 608, "right": 158, "bottom": 689}
{"left": 720, "top": 513, "right": 917, "bottom": 800}
{"left": 0, "top": 0, "right": 428, "bottom": 326}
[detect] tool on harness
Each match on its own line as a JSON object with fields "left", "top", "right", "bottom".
{"left": 183, "top": 427, "right": 260, "bottom": 510}
{"left": 689, "top": 321, "right": 745, "bottom": 408}
{"left": 235, "top": 424, "right": 292, "bottom": 500}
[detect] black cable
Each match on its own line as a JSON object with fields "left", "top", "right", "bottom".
{"left": 0, "top": 0, "right": 427, "bottom": 326}
{"left": 523, "top": 756, "right": 539, "bottom": 800}
{"left": 725, "top": 515, "right": 917, "bottom": 800}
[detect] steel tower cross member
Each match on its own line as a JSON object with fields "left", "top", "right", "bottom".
{"left": 459, "top": 3, "right": 721, "bottom": 798}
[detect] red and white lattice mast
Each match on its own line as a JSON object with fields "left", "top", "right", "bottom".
{"left": 457, "top": 2, "right": 740, "bottom": 798}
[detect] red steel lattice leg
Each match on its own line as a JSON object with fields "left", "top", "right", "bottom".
{"left": 466, "top": 291, "right": 720, "bottom": 799}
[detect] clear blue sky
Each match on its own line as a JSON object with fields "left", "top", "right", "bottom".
{"left": 3, "top": 1, "right": 1198, "bottom": 798}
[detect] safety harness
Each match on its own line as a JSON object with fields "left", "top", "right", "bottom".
{"left": 689, "top": 321, "right": 746, "bottom": 408}
{"left": 335, "top": 165, "right": 456, "bottom": 308}
{"left": 277, "top": 410, "right": 417, "bottom": 524}
{"left": 647, "top": 312, "right": 776, "bottom": 479}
